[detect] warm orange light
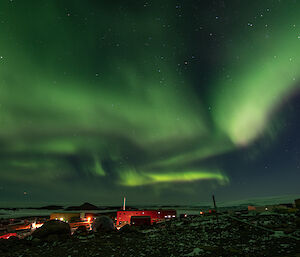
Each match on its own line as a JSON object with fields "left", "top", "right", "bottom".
{"left": 87, "top": 217, "right": 91, "bottom": 223}
{"left": 32, "top": 222, "right": 43, "bottom": 229}
{"left": 200, "top": 211, "right": 203, "bottom": 215}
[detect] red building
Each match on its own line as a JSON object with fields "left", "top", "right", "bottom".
{"left": 116, "top": 209, "right": 176, "bottom": 226}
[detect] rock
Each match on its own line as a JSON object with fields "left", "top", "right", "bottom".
{"left": 87, "top": 233, "right": 95, "bottom": 239}
{"left": 7, "top": 236, "right": 19, "bottom": 241}
{"left": 31, "top": 220, "right": 71, "bottom": 239}
{"left": 46, "top": 234, "right": 59, "bottom": 242}
{"left": 74, "top": 225, "right": 87, "bottom": 235}
{"left": 92, "top": 216, "right": 115, "bottom": 232}
{"left": 184, "top": 248, "right": 204, "bottom": 256}
{"left": 32, "top": 237, "right": 41, "bottom": 246}
{"left": 119, "top": 224, "right": 138, "bottom": 233}
{"left": 283, "top": 228, "right": 295, "bottom": 234}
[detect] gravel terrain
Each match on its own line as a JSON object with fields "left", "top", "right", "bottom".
{"left": 1, "top": 214, "right": 300, "bottom": 257}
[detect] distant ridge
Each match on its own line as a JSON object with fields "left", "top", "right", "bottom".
{"left": 216, "top": 194, "right": 300, "bottom": 207}
{"left": 38, "top": 205, "right": 64, "bottom": 210}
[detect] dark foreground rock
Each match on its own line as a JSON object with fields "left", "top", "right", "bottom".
{"left": 92, "top": 216, "right": 115, "bottom": 232}
{"left": 31, "top": 220, "right": 71, "bottom": 239}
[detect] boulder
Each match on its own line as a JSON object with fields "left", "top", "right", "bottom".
{"left": 92, "top": 216, "right": 114, "bottom": 232}
{"left": 46, "top": 234, "right": 59, "bottom": 243}
{"left": 73, "top": 225, "right": 88, "bottom": 237}
{"left": 32, "top": 220, "right": 70, "bottom": 239}
{"left": 119, "top": 224, "right": 138, "bottom": 233}
{"left": 76, "top": 225, "right": 88, "bottom": 234}
{"left": 7, "top": 236, "right": 19, "bottom": 241}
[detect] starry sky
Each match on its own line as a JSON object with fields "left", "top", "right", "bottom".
{"left": 0, "top": 0, "right": 299, "bottom": 206}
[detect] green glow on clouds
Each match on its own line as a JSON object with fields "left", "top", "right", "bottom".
{"left": 120, "top": 169, "right": 229, "bottom": 186}
{"left": 212, "top": 12, "right": 300, "bottom": 145}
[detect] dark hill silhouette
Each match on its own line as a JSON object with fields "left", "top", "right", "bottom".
{"left": 65, "top": 202, "right": 99, "bottom": 211}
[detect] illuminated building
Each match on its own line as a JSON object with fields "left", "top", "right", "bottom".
{"left": 116, "top": 210, "right": 176, "bottom": 227}
{"left": 50, "top": 212, "right": 82, "bottom": 222}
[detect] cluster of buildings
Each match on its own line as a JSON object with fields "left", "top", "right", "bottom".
{"left": 247, "top": 198, "right": 300, "bottom": 213}
{"left": 0, "top": 198, "right": 178, "bottom": 239}
{"left": 50, "top": 209, "right": 177, "bottom": 229}
{"left": 116, "top": 209, "right": 176, "bottom": 227}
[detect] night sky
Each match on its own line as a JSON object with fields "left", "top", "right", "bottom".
{"left": 0, "top": 0, "right": 299, "bottom": 206}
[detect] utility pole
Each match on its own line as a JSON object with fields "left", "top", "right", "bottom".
{"left": 213, "top": 194, "right": 221, "bottom": 246}
{"left": 212, "top": 194, "right": 218, "bottom": 222}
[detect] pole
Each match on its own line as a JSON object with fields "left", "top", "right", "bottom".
{"left": 212, "top": 195, "right": 219, "bottom": 222}
{"left": 123, "top": 197, "right": 126, "bottom": 211}
{"left": 213, "top": 195, "right": 221, "bottom": 247}
{"left": 212, "top": 195, "right": 217, "bottom": 209}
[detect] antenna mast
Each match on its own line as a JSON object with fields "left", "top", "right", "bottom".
{"left": 123, "top": 197, "right": 126, "bottom": 211}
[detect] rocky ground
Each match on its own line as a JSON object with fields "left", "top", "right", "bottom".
{"left": 1, "top": 214, "right": 300, "bottom": 257}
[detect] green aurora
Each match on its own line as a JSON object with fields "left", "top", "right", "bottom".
{"left": 0, "top": 0, "right": 299, "bottom": 204}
